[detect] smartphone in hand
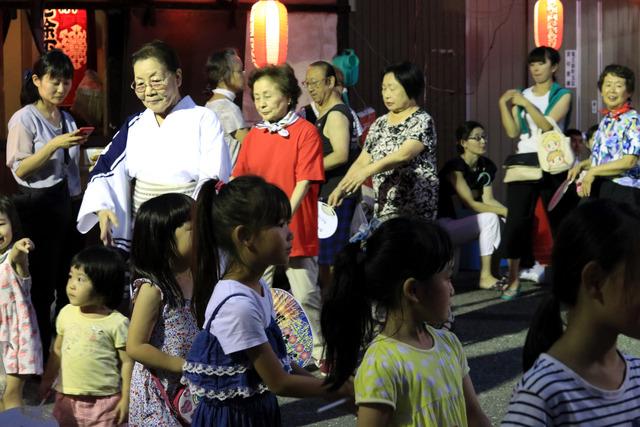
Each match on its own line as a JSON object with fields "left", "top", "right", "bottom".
{"left": 78, "top": 126, "right": 95, "bottom": 137}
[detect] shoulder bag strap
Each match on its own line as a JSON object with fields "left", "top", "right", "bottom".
{"left": 150, "top": 292, "right": 249, "bottom": 425}
{"left": 546, "top": 83, "right": 572, "bottom": 129}
{"left": 203, "top": 292, "right": 250, "bottom": 331}
{"left": 515, "top": 88, "right": 531, "bottom": 136}
{"left": 148, "top": 374, "right": 189, "bottom": 426}
{"left": 60, "top": 111, "right": 70, "bottom": 164}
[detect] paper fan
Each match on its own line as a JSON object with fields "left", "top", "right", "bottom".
{"left": 271, "top": 287, "right": 314, "bottom": 367}
{"left": 548, "top": 178, "right": 573, "bottom": 211}
{"left": 318, "top": 201, "right": 338, "bottom": 239}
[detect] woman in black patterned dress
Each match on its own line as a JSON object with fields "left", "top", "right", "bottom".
{"left": 328, "top": 62, "right": 438, "bottom": 222}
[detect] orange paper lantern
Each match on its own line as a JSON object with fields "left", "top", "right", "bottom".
{"left": 250, "top": 0, "right": 288, "bottom": 68}
{"left": 534, "top": 0, "right": 564, "bottom": 50}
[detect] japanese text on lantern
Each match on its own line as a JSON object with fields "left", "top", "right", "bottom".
{"left": 547, "top": 2, "right": 558, "bottom": 48}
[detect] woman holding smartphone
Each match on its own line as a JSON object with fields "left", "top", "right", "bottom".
{"left": 5, "top": 49, "right": 86, "bottom": 360}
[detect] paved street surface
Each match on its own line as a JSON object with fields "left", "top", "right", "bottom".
{"left": 277, "top": 270, "right": 640, "bottom": 426}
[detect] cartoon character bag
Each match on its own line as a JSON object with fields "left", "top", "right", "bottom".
{"left": 535, "top": 116, "right": 575, "bottom": 174}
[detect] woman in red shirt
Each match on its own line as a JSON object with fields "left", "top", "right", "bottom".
{"left": 233, "top": 64, "right": 325, "bottom": 364}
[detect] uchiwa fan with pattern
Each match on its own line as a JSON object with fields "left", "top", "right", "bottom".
{"left": 270, "top": 288, "right": 314, "bottom": 368}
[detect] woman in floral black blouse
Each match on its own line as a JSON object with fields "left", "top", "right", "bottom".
{"left": 328, "top": 62, "right": 438, "bottom": 221}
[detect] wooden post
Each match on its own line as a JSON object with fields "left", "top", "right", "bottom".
{"left": 0, "top": 10, "right": 6, "bottom": 140}
{"left": 0, "top": 10, "right": 18, "bottom": 195}
{"left": 336, "top": 0, "right": 349, "bottom": 52}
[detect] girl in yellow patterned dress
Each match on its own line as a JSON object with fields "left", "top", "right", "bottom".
{"left": 321, "top": 217, "right": 491, "bottom": 427}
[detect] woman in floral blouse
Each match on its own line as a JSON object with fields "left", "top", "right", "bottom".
{"left": 328, "top": 62, "right": 438, "bottom": 221}
{"left": 569, "top": 64, "right": 640, "bottom": 205}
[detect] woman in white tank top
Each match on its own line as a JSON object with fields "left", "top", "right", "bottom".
{"left": 497, "top": 46, "right": 573, "bottom": 300}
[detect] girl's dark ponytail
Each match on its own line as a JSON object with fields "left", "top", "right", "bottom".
{"left": 522, "top": 294, "right": 563, "bottom": 371}
{"left": 322, "top": 218, "right": 454, "bottom": 390}
{"left": 192, "top": 179, "right": 222, "bottom": 326}
{"left": 20, "top": 71, "right": 40, "bottom": 106}
{"left": 191, "top": 176, "right": 291, "bottom": 326}
{"left": 521, "top": 199, "right": 640, "bottom": 372}
{"left": 321, "top": 241, "right": 372, "bottom": 390}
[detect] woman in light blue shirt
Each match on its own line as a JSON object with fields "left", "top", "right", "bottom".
{"left": 6, "top": 49, "right": 87, "bottom": 360}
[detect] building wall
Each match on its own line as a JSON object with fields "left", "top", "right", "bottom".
{"left": 577, "top": 0, "right": 640, "bottom": 130}
{"left": 3, "top": 1, "right": 640, "bottom": 199}
{"left": 347, "top": 0, "right": 523, "bottom": 200}
{"left": 347, "top": 0, "right": 466, "bottom": 168}
{"left": 2, "top": 10, "right": 40, "bottom": 139}
{"left": 466, "top": 0, "right": 528, "bottom": 200}
{"left": 348, "top": 0, "right": 640, "bottom": 203}
{"left": 124, "top": 8, "right": 248, "bottom": 118}
{"left": 242, "top": 12, "right": 338, "bottom": 124}
{"left": 2, "top": 10, "right": 40, "bottom": 195}
{"left": 467, "top": 0, "right": 640, "bottom": 200}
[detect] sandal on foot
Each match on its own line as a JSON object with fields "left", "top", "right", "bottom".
{"left": 480, "top": 276, "right": 509, "bottom": 291}
{"left": 500, "top": 287, "right": 521, "bottom": 301}
{"left": 495, "top": 276, "right": 510, "bottom": 291}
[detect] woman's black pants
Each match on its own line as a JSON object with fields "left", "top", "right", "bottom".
{"left": 501, "top": 171, "right": 579, "bottom": 262}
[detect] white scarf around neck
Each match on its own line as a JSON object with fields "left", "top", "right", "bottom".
{"left": 254, "top": 111, "right": 299, "bottom": 137}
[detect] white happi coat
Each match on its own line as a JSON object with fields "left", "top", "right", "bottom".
{"left": 77, "top": 96, "right": 231, "bottom": 251}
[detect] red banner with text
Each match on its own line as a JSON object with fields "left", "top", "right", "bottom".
{"left": 42, "top": 9, "right": 88, "bottom": 105}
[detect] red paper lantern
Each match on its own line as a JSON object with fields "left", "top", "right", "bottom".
{"left": 250, "top": 0, "right": 288, "bottom": 68}
{"left": 42, "top": 9, "right": 88, "bottom": 105}
{"left": 534, "top": 0, "right": 564, "bottom": 51}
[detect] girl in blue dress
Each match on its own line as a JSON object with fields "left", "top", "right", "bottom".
{"left": 183, "top": 176, "right": 352, "bottom": 426}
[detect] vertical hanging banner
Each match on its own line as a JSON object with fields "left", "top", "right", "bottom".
{"left": 564, "top": 49, "right": 577, "bottom": 88}
{"left": 42, "top": 9, "right": 88, "bottom": 105}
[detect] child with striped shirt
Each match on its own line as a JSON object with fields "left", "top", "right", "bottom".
{"left": 502, "top": 199, "right": 640, "bottom": 426}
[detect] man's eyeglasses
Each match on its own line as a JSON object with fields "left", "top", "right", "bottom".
{"left": 130, "top": 77, "right": 170, "bottom": 94}
{"left": 302, "top": 78, "right": 327, "bottom": 89}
